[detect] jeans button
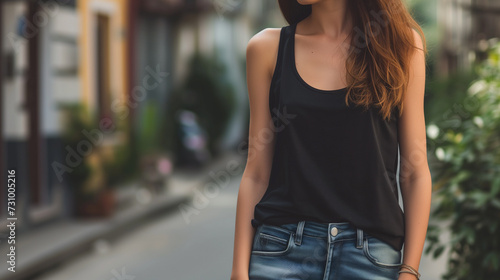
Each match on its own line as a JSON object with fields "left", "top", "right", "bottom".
{"left": 330, "top": 227, "right": 338, "bottom": 237}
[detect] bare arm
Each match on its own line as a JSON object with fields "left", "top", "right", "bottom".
{"left": 230, "top": 28, "right": 281, "bottom": 280}
{"left": 397, "top": 29, "right": 432, "bottom": 280}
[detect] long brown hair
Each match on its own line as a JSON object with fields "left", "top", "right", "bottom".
{"left": 278, "top": 0, "right": 427, "bottom": 121}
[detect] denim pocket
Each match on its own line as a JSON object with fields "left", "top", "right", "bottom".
{"left": 362, "top": 236, "right": 402, "bottom": 269}
{"left": 251, "top": 224, "right": 294, "bottom": 256}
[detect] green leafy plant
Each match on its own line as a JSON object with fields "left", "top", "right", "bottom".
{"left": 102, "top": 138, "right": 136, "bottom": 188}
{"left": 424, "top": 70, "right": 477, "bottom": 123}
{"left": 425, "top": 42, "right": 500, "bottom": 279}
{"left": 102, "top": 108, "right": 138, "bottom": 188}
{"left": 138, "top": 100, "right": 161, "bottom": 154}
{"left": 59, "top": 103, "right": 101, "bottom": 202}
{"left": 60, "top": 103, "right": 136, "bottom": 198}
{"left": 161, "top": 51, "right": 237, "bottom": 158}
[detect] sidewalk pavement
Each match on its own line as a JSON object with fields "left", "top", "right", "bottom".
{"left": 0, "top": 150, "right": 244, "bottom": 280}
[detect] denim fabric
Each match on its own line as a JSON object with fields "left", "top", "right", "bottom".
{"left": 248, "top": 220, "right": 402, "bottom": 280}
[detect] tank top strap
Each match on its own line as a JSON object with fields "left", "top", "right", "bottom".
{"left": 269, "top": 24, "right": 294, "bottom": 118}
{"left": 270, "top": 25, "right": 289, "bottom": 88}
{"left": 281, "top": 22, "right": 296, "bottom": 70}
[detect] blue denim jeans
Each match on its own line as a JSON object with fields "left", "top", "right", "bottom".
{"left": 248, "top": 220, "right": 402, "bottom": 280}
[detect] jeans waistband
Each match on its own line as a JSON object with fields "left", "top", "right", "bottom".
{"left": 270, "top": 220, "right": 366, "bottom": 248}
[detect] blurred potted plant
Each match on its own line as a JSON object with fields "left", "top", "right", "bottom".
{"left": 140, "top": 151, "right": 173, "bottom": 195}
{"left": 77, "top": 153, "right": 111, "bottom": 217}
{"left": 425, "top": 41, "right": 500, "bottom": 279}
{"left": 94, "top": 107, "right": 138, "bottom": 216}
{"left": 60, "top": 103, "right": 117, "bottom": 217}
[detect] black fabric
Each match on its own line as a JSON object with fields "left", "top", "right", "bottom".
{"left": 251, "top": 22, "right": 405, "bottom": 251}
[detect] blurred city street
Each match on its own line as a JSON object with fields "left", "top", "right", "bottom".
{"left": 1, "top": 0, "right": 499, "bottom": 279}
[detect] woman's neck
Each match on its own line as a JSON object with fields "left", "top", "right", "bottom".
{"left": 301, "top": 0, "right": 352, "bottom": 39}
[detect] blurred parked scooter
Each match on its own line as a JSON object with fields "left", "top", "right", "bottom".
{"left": 175, "top": 110, "right": 211, "bottom": 168}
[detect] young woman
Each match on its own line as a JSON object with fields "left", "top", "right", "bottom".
{"left": 231, "top": 0, "right": 431, "bottom": 279}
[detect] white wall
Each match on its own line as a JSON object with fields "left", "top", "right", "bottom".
{"left": 52, "top": 7, "right": 81, "bottom": 105}
{"left": 2, "top": 3, "right": 80, "bottom": 139}
{"left": 41, "top": 5, "right": 80, "bottom": 136}
{"left": 2, "top": 2, "right": 29, "bottom": 140}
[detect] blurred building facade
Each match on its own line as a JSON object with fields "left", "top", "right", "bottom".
{"left": 438, "top": 0, "right": 500, "bottom": 75}
{"left": 1, "top": 0, "right": 80, "bottom": 230}
{"left": 1, "top": 0, "right": 282, "bottom": 234}
{"left": 79, "top": 0, "right": 128, "bottom": 128}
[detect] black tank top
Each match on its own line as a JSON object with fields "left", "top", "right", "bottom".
{"left": 250, "top": 22, "right": 405, "bottom": 251}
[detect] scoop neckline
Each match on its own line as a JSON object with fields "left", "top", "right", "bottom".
{"left": 291, "top": 22, "right": 348, "bottom": 94}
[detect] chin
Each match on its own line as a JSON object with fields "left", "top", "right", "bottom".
{"left": 297, "top": 0, "right": 322, "bottom": 5}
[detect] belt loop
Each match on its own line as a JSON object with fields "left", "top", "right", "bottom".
{"left": 294, "top": 221, "right": 305, "bottom": 246}
{"left": 356, "top": 228, "right": 364, "bottom": 249}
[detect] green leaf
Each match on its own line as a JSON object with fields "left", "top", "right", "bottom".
{"left": 433, "top": 245, "right": 445, "bottom": 259}
{"left": 483, "top": 252, "right": 500, "bottom": 270}
{"left": 470, "top": 191, "right": 489, "bottom": 207}
{"left": 491, "top": 177, "right": 500, "bottom": 196}
{"left": 491, "top": 199, "right": 500, "bottom": 209}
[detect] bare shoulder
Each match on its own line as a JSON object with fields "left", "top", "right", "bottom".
{"left": 246, "top": 28, "right": 282, "bottom": 76}
{"left": 409, "top": 28, "right": 426, "bottom": 77}
{"left": 410, "top": 28, "right": 424, "bottom": 52}
{"left": 246, "top": 27, "right": 281, "bottom": 54}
